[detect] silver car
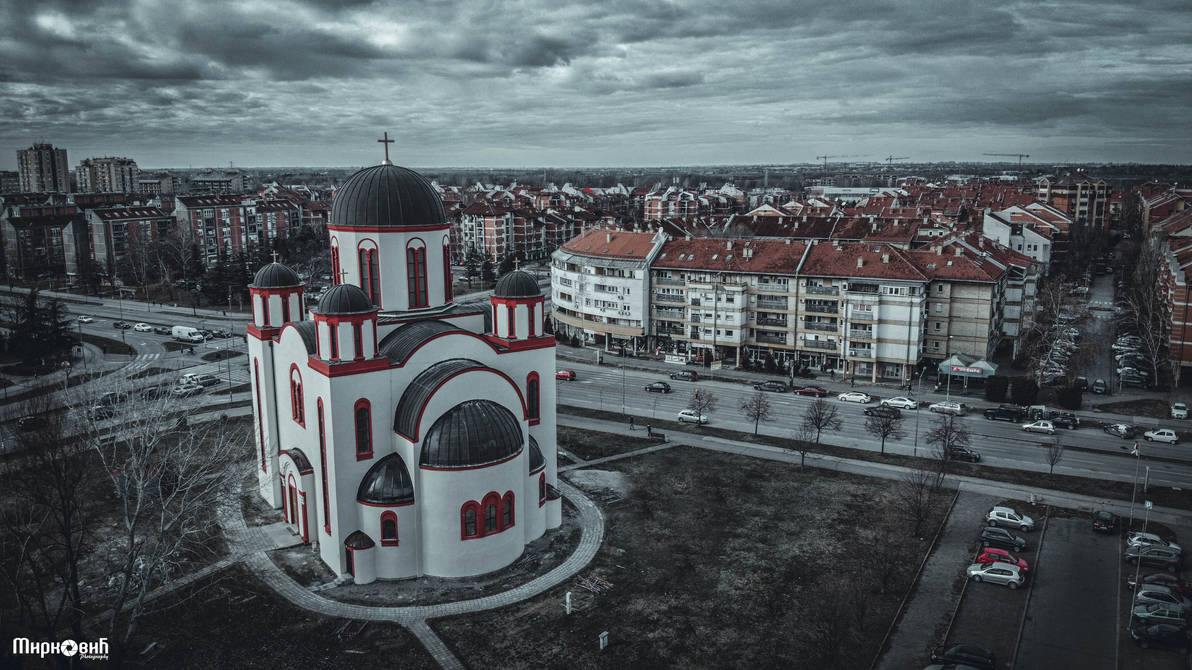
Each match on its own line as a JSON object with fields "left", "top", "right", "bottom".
{"left": 1135, "top": 585, "right": 1192, "bottom": 609}
{"left": 966, "top": 562, "right": 1025, "bottom": 589}
{"left": 1132, "top": 603, "right": 1187, "bottom": 625}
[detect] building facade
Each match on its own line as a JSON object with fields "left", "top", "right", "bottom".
{"left": 17, "top": 143, "right": 69, "bottom": 193}
{"left": 76, "top": 157, "right": 139, "bottom": 193}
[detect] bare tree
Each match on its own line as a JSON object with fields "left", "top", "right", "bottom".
{"left": 687, "top": 387, "right": 718, "bottom": 419}
{"left": 864, "top": 413, "right": 905, "bottom": 456}
{"left": 924, "top": 414, "right": 971, "bottom": 468}
{"left": 790, "top": 422, "right": 815, "bottom": 468}
{"left": 739, "top": 391, "right": 772, "bottom": 436}
{"left": 801, "top": 398, "right": 842, "bottom": 445}
{"left": 1046, "top": 437, "right": 1065, "bottom": 475}
{"left": 1119, "top": 288, "right": 1168, "bottom": 387}
{"left": 894, "top": 466, "right": 944, "bottom": 537}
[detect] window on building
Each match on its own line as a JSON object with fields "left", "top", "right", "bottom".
{"left": 329, "top": 322, "right": 339, "bottom": 360}
{"left": 354, "top": 400, "right": 372, "bottom": 459}
{"left": 407, "top": 243, "right": 428, "bottom": 307}
{"left": 380, "top": 512, "right": 398, "bottom": 546}
{"left": 502, "top": 492, "right": 514, "bottom": 528}
{"left": 463, "top": 506, "right": 477, "bottom": 537}
{"left": 353, "top": 324, "right": 363, "bottom": 360}
{"left": 289, "top": 367, "right": 304, "bottom": 425}
{"left": 539, "top": 474, "right": 546, "bottom": 506}
{"left": 331, "top": 245, "right": 340, "bottom": 283}
{"left": 527, "top": 373, "right": 540, "bottom": 421}
{"left": 318, "top": 399, "right": 329, "bottom": 534}
{"left": 484, "top": 501, "right": 498, "bottom": 533}
{"left": 254, "top": 360, "right": 265, "bottom": 472}
{"left": 935, "top": 303, "right": 942, "bottom": 313}
{"left": 934, "top": 322, "right": 941, "bottom": 331}
{"left": 443, "top": 243, "right": 453, "bottom": 301}
{"left": 281, "top": 296, "right": 290, "bottom": 324}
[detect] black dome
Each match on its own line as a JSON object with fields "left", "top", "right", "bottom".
{"left": 494, "top": 270, "right": 541, "bottom": 298}
{"left": 251, "top": 262, "right": 301, "bottom": 289}
{"left": 357, "top": 453, "right": 415, "bottom": 505}
{"left": 316, "top": 284, "right": 375, "bottom": 315}
{"left": 528, "top": 436, "right": 544, "bottom": 473}
{"left": 420, "top": 399, "right": 523, "bottom": 469}
{"left": 332, "top": 163, "right": 447, "bottom": 229}
{"left": 344, "top": 530, "right": 375, "bottom": 549}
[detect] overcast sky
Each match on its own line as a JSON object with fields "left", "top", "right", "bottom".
{"left": 2, "top": 0, "right": 1190, "bottom": 170}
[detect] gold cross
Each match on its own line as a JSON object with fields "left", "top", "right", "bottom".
{"left": 271, "top": 250, "right": 280, "bottom": 263}
{"left": 377, "top": 132, "right": 394, "bottom": 164}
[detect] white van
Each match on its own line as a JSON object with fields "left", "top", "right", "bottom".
{"left": 171, "top": 325, "right": 204, "bottom": 342}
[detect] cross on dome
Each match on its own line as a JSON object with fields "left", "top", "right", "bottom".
{"left": 337, "top": 268, "right": 349, "bottom": 284}
{"left": 378, "top": 131, "right": 394, "bottom": 165}
{"left": 513, "top": 258, "right": 521, "bottom": 271}
{"left": 271, "top": 250, "right": 280, "bottom": 263}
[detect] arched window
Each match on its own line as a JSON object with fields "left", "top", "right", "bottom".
{"left": 406, "top": 241, "right": 427, "bottom": 308}
{"left": 281, "top": 295, "right": 291, "bottom": 324}
{"left": 501, "top": 491, "right": 515, "bottom": 529}
{"left": 380, "top": 512, "right": 398, "bottom": 546}
{"left": 353, "top": 323, "right": 363, "bottom": 360}
{"left": 331, "top": 243, "right": 341, "bottom": 284}
{"left": 354, "top": 399, "right": 372, "bottom": 460}
{"left": 261, "top": 294, "right": 271, "bottom": 327}
{"left": 507, "top": 305, "right": 516, "bottom": 338}
{"left": 318, "top": 399, "right": 330, "bottom": 535}
{"left": 254, "top": 359, "right": 265, "bottom": 472}
{"left": 358, "top": 244, "right": 380, "bottom": 306}
{"left": 539, "top": 473, "right": 546, "bottom": 507}
{"left": 290, "top": 366, "right": 305, "bottom": 426}
{"left": 328, "top": 321, "right": 339, "bottom": 360}
{"left": 528, "top": 303, "right": 536, "bottom": 337}
{"left": 526, "top": 373, "right": 540, "bottom": 421}
{"left": 462, "top": 505, "right": 478, "bottom": 538}
{"left": 443, "top": 241, "right": 453, "bottom": 301}
{"left": 484, "top": 501, "right": 498, "bottom": 533}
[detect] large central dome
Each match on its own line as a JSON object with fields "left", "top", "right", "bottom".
{"left": 331, "top": 163, "right": 447, "bottom": 229}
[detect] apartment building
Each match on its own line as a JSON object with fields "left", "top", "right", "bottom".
{"left": 190, "top": 170, "right": 248, "bottom": 194}
{"left": 910, "top": 245, "right": 1008, "bottom": 363}
{"left": 76, "top": 157, "right": 139, "bottom": 193}
{"left": 82, "top": 206, "right": 172, "bottom": 278}
{"left": 981, "top": 208, "right": 1055, "bottom": 274}
{"left": 174, "top": 194, "right": 252, "bottom": 264}
{"left": 17, "top": 143, "right": 69, "bottom": 193}
{"left": 1160, "top": 235, "right": 1192, "bottom": 385}
{"left": 1035, "top": 175, "right": 1110, "bottom": 229}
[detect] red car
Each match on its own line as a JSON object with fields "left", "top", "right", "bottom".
{"left": 793, "top": 385, "right": 829, "bottom": 397}
{"left": 976, "top": 547, "right": 1029, "bottom": 572}
{"left": 555, "top": 370, "right": 576, "bottom": 381}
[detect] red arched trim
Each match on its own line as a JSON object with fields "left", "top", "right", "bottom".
{"left": 353, "top": 323, "right": 364, "bottom": 361}
{"left": 482, "top": 492, "right": 500, "bottom": 534}
{"left": 318, "top": 398, "right": 330, "bottom": 535}
{"left": 526, "top": 372, "right": 540, "bottom": 424}
{"left": 460, "top": 502, "right": 479, "bottom": 540}
{"left": 289, "top": 364, "right": 305, "bottom": 426}
{"left": 330, "top": 242, "right": 341, "bottom": 285}
{"left": 399, "top": 366, "right": 530, "bottom": 442}
{"left": 262, "top": 294, "right": 271, "bottom": 326}
{"left": 502, "top": 491, "right": 515, "bottom": 529}
{"left": 254, "top": 358, "right": 266, "bottom": 472}
{"left": 329, "top": 321, "right": 339, "bottom": 360}
{"left": 354, "top": 398, "right": 373, "bottom": 461}
{"left": 507, "top": 305, "right": 516, "bottom": 338}
{"left": 406, "top": 239, "right": 428, "bottom": 308}
{"left": 380, "top": 511, "right": 399, "bottom": 547}
{"left": 462, "top": 491, "right": 516, "bottom": 539}
{"left": 443, "top": 238, "right": 453, "bottom": 302}
{"left": 539, "top": 473, "right": 546, "bottom": 507}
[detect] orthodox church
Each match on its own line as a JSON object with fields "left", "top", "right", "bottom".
{"left": 246, "top": 147, "right": 561, "bottom": 584}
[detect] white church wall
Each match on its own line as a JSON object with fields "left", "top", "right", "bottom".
{"left": 523, "top": 470, "right": 545, "bottom": 542}
{"left": 357, "top": 503, "right": 419, "bottom": 580}
{"left": 332, "top": 227, "right": 452, "bottom": 312}
{"left": 248, "top": 335, "right": 283, "bottom": 507}
{"left": 350, "top": 545, "right": 377, "bottom": 585}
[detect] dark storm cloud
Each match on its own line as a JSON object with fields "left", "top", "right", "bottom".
{"left": 0, "top": 0, "right": 1190, "bottom": 167}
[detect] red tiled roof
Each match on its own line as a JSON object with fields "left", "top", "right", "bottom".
{"left": 92, "top": 207, "right": 169, "bottom": 220}
{"left": 800, "top": 242, "right": 928, "bottom": 281}
{"left": 652, "top": 238, "right": 807, "bottom": 274}
{"left": 561, "top": 228, "right": 656, "bottom": 259}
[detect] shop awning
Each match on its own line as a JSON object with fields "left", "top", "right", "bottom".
{"left": 937, "top": 353, "right": 998, "bottom": 378}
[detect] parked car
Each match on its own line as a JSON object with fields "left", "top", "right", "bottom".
{"left": 1092, "top": 510, "right": 1119, "bottom": 534}
{"left": 1091, "top": 378, "right": 1109, "bottom": 394}
{"left": 676, "top": 409, "right": 708, "bottom": 424}
{"left": 949, "top": 447, "right": 981, "bottom": 463}
{"left": 1128, "top": 573, "right": 1191, "bottom": 595}
{"left": 987, "top": 506, "right": 1035, "bottom": 531}
{"left": 643, "top": 381, "right": 672, "bottom": 394}
{"left": 881, "top": 396, "right": 918, "bottom": 410}
{"left": 928, "top": 643, "right": 996, "bottom": 669}
{"left": 981, "top": 526, "right": 1027, "bottom": 552}
{"left": 1022, "top": 420, "right": 1056, "bottom": 435}
{"left": 1128, "top": 623, "right": 1190, "bottom": 652}
{"left": 1144, "top": 429, "right": 1179, "bottom": 444}
{"left": 1051, "top": 413, "right": 1079, "bottom": 429}
{"left": 16, "top": 415, "right": 48, "bottom": 432}
{"left": 555, "top": 370, "right": 576, "bottom": 381}
{"left": 170, "top": 383, "right": 204, "bottom": 398}
{"left": 1073, "top": 376, "right": 1089, "bottom": 391}
{"left": 1125, "top": 545, "right": 1183, "bottom": 572}
{"left": 984, "top": 405, "right": 1025, "bottom": 422}
{"left": 153, "top": 325, "right": 171, "bottom": 335}
{"left": 1122, "top": 376, "right": 1154, "bottom": 389}
{"left": 76, "top": 315, "right": 93, "bottom": 324}
{"left": 1131, "top": 603, "right": 1187, "bottom": 625}
{"left": 1128, "top": 532, "right": 1182, "bottom": 553}
{"left": 1103, "top": 423, "right": 1135, "bottom": 439}
{"left": 753, "top": 380, "right": 788, "bottom": 393}
{"left": 928, "top": 401, "right": 966, "bottom": 416}
{"left": 1135, "top": 585, "right": 1192, "bottom": 609}
{"left": 793, "top": 386, "right": 829, "bottom": 397}
{"left": 133, "top": 322, "right": 152, "bottom": 332}
{"left": 966, "top": 562, "right": 1025, "bottom": 589}
{"left": 669, "top": 370, "right": 699, "bottom": 381}
{"left": 112, "top": 320, "right": 131, "bottom": 329}
{"left": 1173, "top": 403, "right": 1189, "bottom": 420}
{"left": 977, "top": 547, "right": 1029, "bottom": 572}
{"left": 837, "top": 391, "right": 872, "bottom": 403}
{"left": 864, "top": 405, "right": 901, "bottom": 419}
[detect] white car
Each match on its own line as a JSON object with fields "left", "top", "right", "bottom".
{"left": 928, "top": 401, "right": 966, "bottom": 416}
{"left": 77, "top": 315, "right": 94, "bottom": 324}
{"left": 133, "top": 322, "right": 153, "bottom": 332}
{"left": 987, "top": 506, "right": 1035, "bottom": 531}
{"left": 1144, "top": 428, "right": 1179, "bottom": 444}
{"left": 1128, "top": 531, "right": 1182, "bottom": 553}
{"left": 1172, "top": 403, "right": 1188, "bottom": 420}
{"left": 966, "top": 562, "right": 1025, "bottom": 589}
{"left": 677, "top": 409, "right": 708, "bottom": 424}
{"left": 1022, "top": 420, "right": 1056, "bottom": 435}
{"left": 837, "top": 391, "right": 872, "bottom": 404}
{"left": 882, "top": 397, "right": 918, "bottom": 410}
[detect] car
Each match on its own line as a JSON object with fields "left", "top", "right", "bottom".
{"left": 1091, "top": 378, "right": 1109, "bottom": 394}
{"left": 643, "top": 381, "right": 672, "bottom": 393}
{"left": 753, "top": 380, "right": 788, "bottom": 393}
{"left": 1173, "top": 403, "right": 1189, "bottom": 420}
{"left": 949, "top": 447, "right": 981, "bottom": 463}
{"left": 112, "top": 320, "right": 131, "bottom": 329}
{"left": 212, "top": 329, "right": 232, "bottom": 338}
{"left": 192, "top": 374, "right": 221, "bottom": 387}
{"left": 153, "top": 325, "right": 171, "bottom": 335}
{"left": 987, "top": 506, "right": 1035, "bottom": 531}
{"left": 1135, "top": 585, "right": 1192, "bottom": 609}
{"left": 133, "top": 322, "right": 153, "bottom": 332}
{"left": 677, "top": 409, "right": 708, "bottom": 424}
{"left": 1144, "top": 429, "right": 1179, "bottom": 444}
{"left": 976, "top": 547, "right": 1030, "bottom": 572}
{"left": 928, "top": 401, "right": 966, "bottom": 416}
{"left": 864, "top": 405, "right": 901, "bottom": 419}
{"left": 881, "top": 396, "right": 918, "bottom": 410}
{"left": 981, "top": 526, "right": 1027, "bottom": 552}
{"left": 984, "top": 405, "right": 1025, "bottom": 422}
{"left": 837, "top": 391, "right": 872, "bottom": 403}
{"left": 555, "top": 370, "right": 576, "bottom": 381}
{"left": 966, "top": 562, "right": 1025, "bottom": 589}
{"left": 1132, "top": 603, "right": 1187, "bottom": 626}
{"left": 85, "top": 404, "right": 116, "bottom": 420}
{"left": 669, "top": 370, "right": 699, "bottom": 381}
{"left": 170, "top": 383, "right": 204, "bottom": 398}
{"left": 98, "top": 391, "right": 130, "bottom": 406}
{"left": 1051, "top": 413, "right": 1079, "bottom": 429}
{"left": 1122, "top": 376, "right": 1154, "bottom": 389}
{"left": 76, "top": 315, "right": 93, "bottom": 324}
{"left": 1128, "top": 573, "right": 1191, "bottom": 595}
{"left": 928, "top": 643, "right": 996, "bottom": 669}
{"left": 1118, "top": 366, "right": 1151, "bottom": 378}
{"left": 793, "top": 385, "right": 828, "bottom": 397}
{"left": 16, "top": 415, "right": 48, "bottom": 432}
{"left": 1125, "top": 544, "right": 1183, "bottom": 572}
{"left": 1022, "top": 420, "right": 1056, "bottom": 435}
{"left": 1092, "top": 510, "right": 1119, "bottom": 533}
{"left": 1103, "top": 423, "right": 1135, "bottom": 439}
{"left": 1129, "top": 623, "right": 1190, "bottom": 653}
{"left": 1128, "top": 532, "right": 1182, "bottom": 553}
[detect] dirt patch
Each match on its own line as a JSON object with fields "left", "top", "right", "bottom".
{"left": 80, "top": 332, "right": 135, "bottom": 356}
{"left": 242, "top": 475, "right": 280, "bottom": 527}
{"left": 321, "top": 501, "right": 584, "bottom": 607}
{"left": 129, "top": 366, "right": 173, "bottom": 380}
{"left": 271, "top": 544, "right": 337, "bottom": 588}
{"left": 432, "top": 448, "right": 947, "bottom": 670}
{"left": 202, "top": 349, "right": 240, "bottom": 363}
{"left": 162, "top": 341, "right": 194, "bottom": 352}
{"left": 1094, "top": 398, "right": 1172, "bottom": 420}
{"left": 123, "top": 564, "right": 439, "bottom": 669}
{"left": 558, "top": 425, "right": 659, "bottom": 461}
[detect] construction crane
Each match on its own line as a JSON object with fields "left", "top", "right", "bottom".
{"left": 816, "top": 155, "right": 832, "bottom": 176}
{"left": 884, "top": 155, "right": 909, "bottom": 169}
{"left": 983, "top": 153, "right": 1030, "bottom": 169}
{"left": 815, "top": 154, "right": 868, "bottom": 176}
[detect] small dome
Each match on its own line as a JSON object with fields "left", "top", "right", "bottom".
{"left": 316, "top": 284, "right": 375, "bottom": 315}
{"left": 282, "top": 448, "right": 312, "bottom": 472}
{"left": 420, "top": 399, "right": 523, "bottom": 469}
{"left": 494, "top": 270, "right": 541, "bottom": 298}
{"left": 251, "top": 262, "right": 301, "bottom": 289}
{"left": 344, "top": 530, "right": 375, "bottom": 549}
{"left": 332, "top": 163, "right": 447, "bottom": 229}
{"left": 528, "top": 436, "right": 544, "bottom": 473}
{"left": 357, "top": 453, "right": 415, "bottom": 505}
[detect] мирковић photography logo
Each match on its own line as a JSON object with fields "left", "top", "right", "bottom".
{"left": 13, "top": 637, "right": 110, "bottom": 660}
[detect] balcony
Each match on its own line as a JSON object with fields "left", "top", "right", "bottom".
{"left": 848, "top": 348, "right": 874, "bottom": 358}
{"left": 805, "top": 301, "right": 839, "bottom": 315}
{"left": 654, "top": 277, "right": 685, "bottom": 287}
{"left": 756, "top": 299, "right": 789, "bottom": 311}
{"left": 754, "top": 283, "right": 789, "bottom": 293}
{"left": 755, "top": 317, "right": 787, "bottom": 328}
{"left": 847, "top": 283, "right": 879, "bottom": 294}
{"left": 805, "top": 285, "right": 839, "bottom": 295}
{"left": 803, "top": 339, "right": 836, "bottom": 350}
{"left": 654, "top": 293, "right": 685, "bottom": 304}
{"left": 755, "top": 333, "right": 787, "bottom": 345}
{"left": 849, "top": 310, "right": 875, "bottom": 321}
{"left": 805, "top": 321, "right": 837, "bottom": 332}
{"left": 654, "top": 308, "right": 685, "bottom": 320}
{"left": 848, "top": 329, "right": 874, "bottom": 339}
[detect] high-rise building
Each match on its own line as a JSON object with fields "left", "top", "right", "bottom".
{"left": 76, "top": 156, "right": 139, "bottom": 193}
{"left": 0, "top": 171, "right": 19, "bottom": 194}
{"left": 17, "top": 143, "right": 70, "bottom": 193}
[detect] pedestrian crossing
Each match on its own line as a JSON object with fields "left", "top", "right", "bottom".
{"left": 123, "top": 353, "right": 162, "bottom": 375}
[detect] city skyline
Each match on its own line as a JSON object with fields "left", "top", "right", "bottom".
{"left": 2, "top": 0, "right": 1191, "bottom": 171}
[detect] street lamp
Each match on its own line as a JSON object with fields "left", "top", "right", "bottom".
{"left": 618, "top": 364, "right": 626, "bottom": 415}
{"left": 945, "top": 335, "right": 955, "bottom": 401}
{"left": 914, "top": 367, "right": 928, "bottom": 457}
{"left": 1128, "top": 500, "right": 1153, "bottom": 620}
